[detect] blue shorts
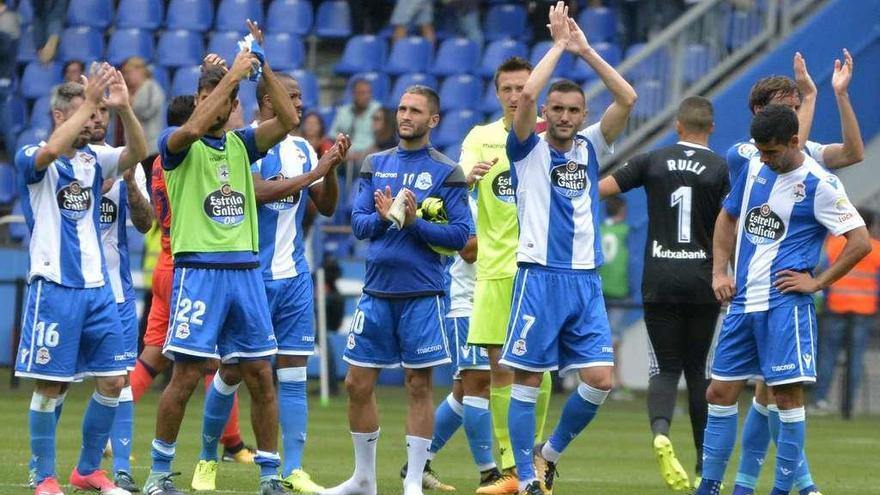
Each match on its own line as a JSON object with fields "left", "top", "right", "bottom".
{"left": 117, "top": 298, "right": 139, "bottom": 371}
{"left": 500, "top": 266, "right": 614, "bottom": 376}
{"left": 344, "top": 293, "right": 451, "bottom": 369}
{"left": 164, "top": 267, "right": 276, "bottom": 362}
{"left": 265, "top": 274, "right": 315, "bottom": 356}
{"left": 711, "top": 303, "right": 817, "bottom": 386}
{"left": 446, "top": 316, "right": 490, "bottom": 378}
{"left": 15, "top": 279, "right": 127, "bottom": 382}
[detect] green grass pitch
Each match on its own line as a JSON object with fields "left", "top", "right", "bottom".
{"left": 0, "top": 373, "right": 876, "bottom": 494}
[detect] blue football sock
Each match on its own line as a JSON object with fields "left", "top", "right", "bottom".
{"left": 77, "top": 392, "right": 119, "bottom": 476}
{"left": 151, "top": 439, "right": 176, "bottom": 473}
{"left": 734, "top": 399, "right": 770, "bottom": 490}
{"left": 769, "top": 488, "right": 788, "bottom": 495}
{"left": 770, "top": 405, "right": 816, "bottom": 492}
{"left": 30, "top": 393, "right": 58, "bottom": 482}
{"left": 773, "top": 407, "right": 805, "bottom": 492}
{"left": 255, "top": 450, "right": 281, "bottom": 479}
{"left": 509, "top": 384, "right": 538, "bottom": 490}
{"left": 200, "top": 372, "right": 238, "bottom": 462}
{"left": 546, "top": 383, "right": 608, "bottom": 458}
{"left": 111, "top": 386, "right": 134, "bottom": 473}
{"left": 731, "top": 485, "right": 755, "bottom": 495}
{"left": 696, "top": 403, "right": 739, "bottom": 494}
{"left": 430, "top": 394, "right": 464, "bottom": 455}
{"left": 277, "top": 367, "right": 309, "bottom": 477}
{"left": 462, "top": 396, "right": 495, "bottom": 470}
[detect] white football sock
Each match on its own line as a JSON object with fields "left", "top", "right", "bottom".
{"left": 403, "top": 435, "right": 431, "bottom": 494}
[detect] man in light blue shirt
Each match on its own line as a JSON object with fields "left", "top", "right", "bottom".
{"left": 330, "top": 78, "right": 382, "bottom": 161}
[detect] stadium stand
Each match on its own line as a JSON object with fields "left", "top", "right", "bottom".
{"left": 215, "top": 0, "right": 263, "bottom": 33}
{"left": 58, "top": 26, "right": 104, "bottom": 63}
{"left": 115, "top": 0, "right": 165, "bottom": 30}
{"left": 314, "top": 0, "right": 352, "bottom": 39}
{"left": 385, "top": 36, "right": 434, "bottom": 76}
{"left": 438, "top": 74, "right": 482, "bottom": 112}
{"left": 165, "top": 0, "right": 214, "bottom": 32}
{"left": 20, "top": 62, "right": 60, "bottom": 100}
{"left": 107, "top": 28, "right": 155, "bottom": 66}
{"left": 431, "top": 37, "right": 481, "bottom": 77}
{"left": 156, "top": 29, "right": 205, "bottom": 68}
{"left": 262, "top": 32, "right": 305, "bottom": 71}
{"left": 66, "top": 0, "right": 114, "bottom": 29}
{"left": 333, "top": 35, "right": 386, "bottom": 76}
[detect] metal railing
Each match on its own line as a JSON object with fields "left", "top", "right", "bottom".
{"left": 584, "top": 0, "right": 826, "bottom": 169}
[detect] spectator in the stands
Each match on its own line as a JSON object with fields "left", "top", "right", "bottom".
{"left": 369, "top": 107, "right": 398, "bottom": 153}
{"left": 391, "top": 0, "right": 435, "bottom": 43}
{"left": 302, "top": 111, "right": 334, "bottom": 158}
{"left": 62, "top": 60, "right": 86, "bottom": 83}
{"left": 330, "top": 77, "right": 382, "bottom": 163}
{"left": 0, "top": 0, "right": 20, "bottom": 95}
{"left": 349, "top": 0, "right": 394, "bottom": 35}
{"left": 31, "top": 0, "right": 67, "bottom": 63}
{"left": 447, "top": 0, "right": 482, "bottom": 46}
{"left": 120, "top": 56, "right": 165, "bottom": 160}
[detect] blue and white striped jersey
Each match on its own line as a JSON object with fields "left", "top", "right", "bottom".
{"left": 446, "top": 196, "right": 478, "bottom": 318}
{"left": 16, "top": 142, "right": 122, "bottom": 288}
{"left": 251, "top": 134, "right": 321, "bottom": 280}
{"left": 723, "top": 154, "right": 863, "bottom": 313}
{"left": 506, "top": 123, "right": 613, "bottom": 270}
{"left": 99, "top": 158, "right": 148, "bottom": 303}
{"left": 727, "top": 138, "right": 827, "bottom": 184}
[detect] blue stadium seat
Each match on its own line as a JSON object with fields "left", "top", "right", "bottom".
{"left": 314, "top": 0, "right": 351, "bottom": 38}
{"left": 625, "top": 43, "right": 669, "bottom": 82}
{"left": 726, "top": 10, "right": 761, "bottom": 50}
{"left": 207, "top": 31, "right": 243, "bottom": 66}
{"left": 170, "top": 65, "right": 201, "bottom": 97}
{"left": 116, "top": 0, "right": 164, "bottom": 30}
{"left": 578, "top": 7, "right": 616, "bottom": 43}
{"left": 66, "top": 0, "right": 113, "bottom": 29}
{"left": 632, "top": 79, "right": 664, "bottom": 120}
{"left": 342, "top": 72, "right": 390, "bottom": 106}
{"left": 236, "top": 79, "right": 258, "bottom": 122}
{"left": 107, "top": 28, "right": 155, "bottom": 66}
{"left": 479, "top": 39, "right": 527, "bottom": 78}
{"left": 215, "top": 0, "right": 263, "bottom": 32}
{"left": 584, "top": 86, "right": 612, "bottom": 125}
{"left": 59, "top": 26, "right": 104, "bottom": 63}
{"left": 386, "top": 73, "right": 437, "bottom": 108}
{"left": 157, "top": 30, "right": 205, "bottom": 68}
{"left": 431, "top": 37, "right": 480, "bottom": 77}
{"left": 263, "top": 33, "right": 305, "bottom": 71}
{"left": 530, "top": 41, "right": 573, "bottom": 79}
{"left": 17, "top": 0, "right": 33, "bottom": 25}
{"left": 683, "top": 43, "right": 716, "bottom": 84}
{"left": 0, "top": 163, "right": 15, "bottom": 205}
{"left": 15, "top": 127, "right": 49, "bottom": 150}
{"left": 29, "top": 96, "right": 52, "bottom": 130}
{"left": 151, "top": 65, "right": 170, "bottom": 93}
{"left": 289, "top": 69, "right": 318, "bottom": 109}
{"left": 478, "top": 83, "right": 500, "bottom": 114}
{"left": 1, "top": 95, "right": 27, "bottom": 145}
{"left": 166, "top": 0, "right": 214, "bottom": 32}
{"left": 384, "top": 36, "right": 433, "bottom": 76}
{"left": 438, "top": 74, "right": 482, "bottom": 112}
{"left": 266, "top": 0, "right": 313, "bottom": 36}
{"left": 484, "top": 4, "right": 527, "bottom": 42}
{"left": 433, "top": 109, "right": 480, "bottom": 148}
{"left": 17, "top": 25, "right": 37, "bottom": 64}
{"left": 333, "top": 35, "right": 387, "bottom": 76}
{"left": 567, "top": 41, "right": 621, "bottom": 81}
{"left": 20, "top": 62, "right": 61, "bottom": 100}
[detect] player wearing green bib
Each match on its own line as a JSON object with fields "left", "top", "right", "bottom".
{"left": 144, "top": 21, "right": 299, "bottom": 495}
{"left": 461, "top": 57, "right": 553, "bottom": 494}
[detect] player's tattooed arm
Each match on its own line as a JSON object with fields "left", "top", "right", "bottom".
{"left": 310, "top": 133, "right": 352, "bottom": 216}
{"left": 125, "top": 167, "right": 155, "bottom": 233}
{"left": 566, "top": 17, "right": 636, "bottom": 144}
{"left": 711, "top": 209, "right": 738, "bottom": 303}
{"left": 513, "top": 1, "right": 570, "bottom": 142}
{"left": 822, "top": 49, "right": 864, "bottom": 169}
{"left": 106, "top": 67, "right": 149, "bottom": 172}
{"left": 459, "top": 235, "right": 478, "bottom": 264}
{"left": 35, "top": 66, "right": 114, "bottom": 170}
{"left": 777, "top": 226, "right": 871, "bottom": 293}
{"left": 165, "top": 51, "right": 258, "bottom": 154}
{"left": 793, "top": 52, "right": 815, "bottom": 152}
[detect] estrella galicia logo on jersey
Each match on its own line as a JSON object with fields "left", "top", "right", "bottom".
{"left": 415, "top": 172, "right": 433, "bottom": 190}
{"left": 99, "top": 197, "right": 118, "bottom": 230}
{"left": 56, "top": 180, "right": 92, "bottom": 220}
{"left": 550, "top": 161, "right": 588, "bottom": 198}
{"left": 204, "top": 184, "right": 246, "bottom": 225}
{"left": 491, "top": 170, "right": 515, "bottom": 203}
{"left": 264, "top": 175, "right": 300, "bottom": 211}
{"left": 745, "top": 203, "right": 786, "bottom": 245}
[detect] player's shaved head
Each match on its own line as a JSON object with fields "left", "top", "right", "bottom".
{"left": 256, "top": 72, "right": 296, "bottom": 109}
{"left": 493, "top": 56, "right": 532, "bottom": 90}
{"left": 748, "top": 76, "right": 799, "bottom": 114}
{"left": 403, "top": 85, "right": 440, "bottom": 115}
{"left": 167, "top": 95, "right": 195, "bottom": 127}
{"left": 676, "top": 96, "right": 714, "bottom": 134}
